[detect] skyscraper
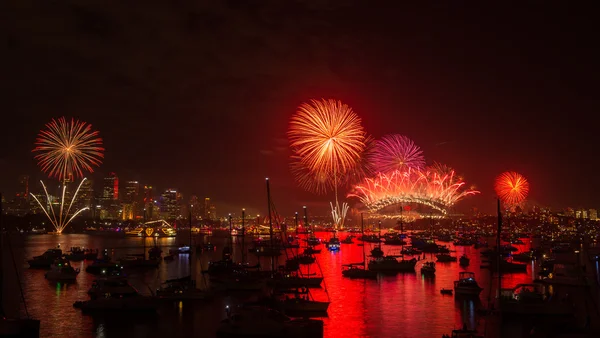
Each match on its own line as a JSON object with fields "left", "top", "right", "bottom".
{"left": 189, "top": 195, "right": 202, "bottom": 220}
{"left": 161, "top": 189, "right": 181, "bottom": 220}
{"left": 143, "top": 185, "right": 155, "bottom": 220}
{"left": 122, "top": 181, "right": 140, "bottom": 220}
{"left": 203, "top": 197, "right": 217, "bottom": 221}
{"left": 101, "top": 173, "right": 119, "bottom": 220}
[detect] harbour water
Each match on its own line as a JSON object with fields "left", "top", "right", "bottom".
{"left": 1, "top": 232, "right": 537, "bottom": 337}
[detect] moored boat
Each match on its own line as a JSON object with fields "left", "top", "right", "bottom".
{"left": 45, "top": 260, "right": 80, "bottom": 281}
{"left": 453, "top": 272, "right": 483, "bottom": 296}
{"left": 421, "top": 261, "right": 436, "bottom": 275}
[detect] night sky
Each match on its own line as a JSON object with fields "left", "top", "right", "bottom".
{"left": 1, "top": 1, "right": 598, "bottom": 216}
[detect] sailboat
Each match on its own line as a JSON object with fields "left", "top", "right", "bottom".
{"left": 0, "top": 193, "right": 40, "bottom": 338}
{"left": 342, "top": 213, "right": 378, "bottom": 279}
{"left": 156, "top": 209, "right": 209, "bottom": 301}
{"left": 368, "top": 218, "right": 417, "bottom": 273}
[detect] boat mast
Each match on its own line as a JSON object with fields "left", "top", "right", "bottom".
{"left": 266, "top": 178, "right": 275, "bottom": 273}
{"left": 142, "top": 210, "right": 146, "bottom": 261}
{"left": 189, "top": 207, "right": 193, "bottom": 279}
{"left": 361, "top": 213, "right": 366, "bottom": 269}
{"left": 497, "top": 198, "right": 502, "bottom": 306}
{"left": 228, "top": 213, "right": 233, "bottom": 254}
{"left": 241, "top": 208, "right": 245, "bottom": 264}
{"left": 304, "top": 205, "right": 310, "bottom": 278}
{"left": 0, "top": 193, "right": 4, "bottom": 317}
{"left": 294, "top": 212, "right": 299, "bottom": 256}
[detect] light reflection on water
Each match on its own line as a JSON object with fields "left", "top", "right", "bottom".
{"left": 1, "top": 232, "right": 535, "bottom": 337}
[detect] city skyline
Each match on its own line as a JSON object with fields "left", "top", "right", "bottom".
{"left": 1, "top": 3, "right": 599, "bottom": 215}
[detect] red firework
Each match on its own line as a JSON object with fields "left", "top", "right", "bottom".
{"left": 33, "top": 117, "right": 104, "bottom": 181}
{"left": 494, "top": 171, "right": 529, "bottom": 206}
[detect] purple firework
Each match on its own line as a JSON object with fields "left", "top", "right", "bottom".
{"left": 371, "top": 134, "right": 425, "bottom": 173}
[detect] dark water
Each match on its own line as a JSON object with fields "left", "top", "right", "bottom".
{"left": 1, "top": 232, "right": 536, "bottom": 337}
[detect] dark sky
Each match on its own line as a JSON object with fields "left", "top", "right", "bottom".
{"left": 1, "top": 1, "right": 598, "bottom": 216}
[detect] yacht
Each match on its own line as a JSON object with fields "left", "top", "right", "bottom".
{"left": 459, "top": 254, "right": 470, "bottom": 266}
{"left": 216, "top": 306, "right": 324, "bottom": 338}
{"left": 65, "top": 247, "right": 85, "bottom": 261}
{"left": 28, "top": 248, "right": 63, "bottom": 268}
{"left": 118, "top": 254, "right": 160, "bottom": 268}
{"left": 341, "top": 236, "right": 354, "bottom": 244}
{"left": 500, "top": 283, "right": 573, "bottom": 316}
{"left": 325, "top": 237, "right": 340, "bottom": 251}
{"left": 269, "top": 272, "right": 323, "bottom": 289}
{"left": 368, "top": 256, "right": 417, "bottom": 272}
{"left": 453, "top": 272, "right": 483, "bottom": 296}
{"left": 436, "top": 253, "right": 457, "bottom": 262}
{"left": 45, "top": 260, "right": 80, "bottom": 281}
{"left": 370, "top": 247, "right": 384, "bottom": 258}
{"left": 156, "top": 276, "right": 209, "bottom": 301}
{"left": 420, "top": 261, "right": 436, "bottom": 275}
{"left": 277, "top": 296, "right": 329, "bottom": 314}
{"left": 87, "top": 275, "right": 139, "bottom": 299}
{"left": 85, "top": 255, "right": 123, "bottom": 275}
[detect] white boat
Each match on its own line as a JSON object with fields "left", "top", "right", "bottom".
{"left": 453, "top": 272, "right": 483, "bottom": 296}
{"left": 45, "top": 261, "right": 80, "bottom": 281}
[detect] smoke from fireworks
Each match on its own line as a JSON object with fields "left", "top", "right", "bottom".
{"left": 494, "top": 171, "right": 529, "bottom": 206}
{"left": 33, "top": 117, "right": 104, "bottom": 182}
{"left": 371, "top": 134, "right": 425, "bottom": 173}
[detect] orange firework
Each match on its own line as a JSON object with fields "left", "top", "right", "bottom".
{"left": 494, "top": 171, "right": 529, "bottom": 206}
{"left": 33, "top": 117, "right": 104, "bottom": 181}
{"left": 288, "top": 99, "right": 366, "bottom": 181}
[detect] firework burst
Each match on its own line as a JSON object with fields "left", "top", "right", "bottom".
{"left": 371, "top": 134, "right": 425, "bottom": 173}
{"left": 31, "top": 117, "right": 103, "bottom": 234}
{"left": 33, "top": 117, "right": 104, "bottom": 182}
{"left": 349, "top": 167, "right": 479, "bottom": 216}
{"left": 289, "top": 99, "right": 366, "bottom": 177}
{"left": 494, "top": 171, "right": 529, "bottom": 206}
{"left": 289, "top": 99, "right": 366, "bottom": 228}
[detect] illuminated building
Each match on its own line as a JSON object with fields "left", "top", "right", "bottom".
{"left": 101, "top": 173, "right": 120, "bottom": 220}
{"left": 204, "top": 197, "right": 217, "bottom": 221}
{"left": 161, "top": 189, "right": 182, "bottom": 220}
{"left": 77, "top": 179, "right": 95, "bottom": 218}
{"left": 189, "top": 195, "right": 202, "bottom": 220}
{"left": 143, "top": 185, "right": 156, "bottom": 220}
{"left": 122, "top": 181, "right": 140, "bottom": 220}
{"left": 589, "top": 209, "right": 598, "bottom": 221}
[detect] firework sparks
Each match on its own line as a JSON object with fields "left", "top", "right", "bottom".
{"left": 289, "top": 99, "right": 367, "bottom": 229}
{"left": 494, "top": 171, "right": 529, "bottom": 206}
{"left": 371, "top": 134, "right": 425, "bottom": 173}
{"left": 33, "top": 117, "right": 104, "bottom": 182}
{"left": 30, "top": 179, "right": 90, "bottom": 234}
{"left": 289, "top": 99, "right": 366, "bottom": 178}
{"left": 349, "top": 167, "right": 479, "bottom": 215}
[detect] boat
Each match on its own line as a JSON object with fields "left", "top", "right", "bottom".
{"left": 341, "top": 236, "right": 354, "bottom": 244}
{"left": 216, "top": 306, "right": 324, "bottom": 338}
{"left": 156, "top": 275, "right": 209, "bottom": 301}
{"left": 269, "top": 272, "right": 323, "bottom": 289}
{"left": 442, "top": 324, "right": 484, "bottom": 338}
{"left": 459, "top": 254, "right": 470, "bottom": 266}
{"left": 368, "top": 256, "right": 417, "bottom": 272}
{"left": 85, "top": 254, "right": 123, "bottom": 275}
{"left": 401, "top": 246, "right": 422, "bottom": 255}
{"left": 286, "top": 253, "right": 315, "bottom": 266}
{"left": 27, "top": 247, "right": 63, "bottom": 268}
{"left": 499, "top": 283, "right": 574, "bottom": 316}
{"left": 119, "top": 254, "right": 160, "bottom": 268}
{"left": 278, "top": 296, "right": 330, "bottom": 314}
{"left": 0, "top": 194, "right": 41, "bottom": 337}
{"left": 303, "top": 247, "right": 321, "bottom": 255}
{"left": 453, "top": 272, "right": 483, "bottom": 296}
{"left": 249, "top": 246, "right": 282, "bottom": 257}
{"left": 421, "top": 261, "right": 436, "bottom": 275}
{"left": 64, "top": 247, "right": 86, "bottom": 261}
{"left": 45, "top": 260, "right": 80, "bottom": 281}
{"left": 440, "top": 288, "right": 453, "bottom": 295}
{"left": 511, "top": 251, "right": 534, "bottom": 262}
{"left": 325, "top": 237, "right": 340, "bottom": 251}
{"left": 342, "top": 214, "right": 377, "bottom": 279}
{"left": 29, "top": 227, "right": 47, "bottom": 235}
{"left": 436, "top": 253, "right": 457, "bottom": 262}
{"left": 87, "top": 275, "right": 139, "bottom": 299}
